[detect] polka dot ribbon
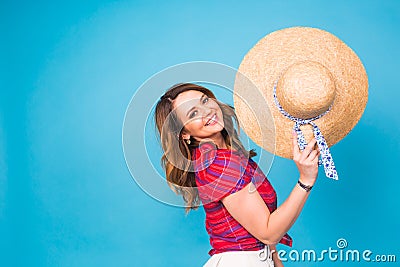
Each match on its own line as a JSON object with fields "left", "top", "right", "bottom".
{"left": 273, "top": 82, "right": 339, "bottom": 180}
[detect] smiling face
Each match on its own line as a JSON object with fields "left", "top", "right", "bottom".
{"left": 172, "top": 90, "right": 225, "bottom": 144}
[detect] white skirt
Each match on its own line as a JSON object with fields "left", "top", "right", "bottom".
{"left": 202, "top": 245, "right": 274, "bottom": 267}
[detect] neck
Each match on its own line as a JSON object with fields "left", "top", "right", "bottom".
{"left": 214, "top": 132, "right": 227, "bottom": 149}
{"left": 198, "top": 132, "right": 227, "bottom": 149}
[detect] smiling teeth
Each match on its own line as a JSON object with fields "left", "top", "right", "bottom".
{"left": 206, "top": 114, "right": 216, "bottom": 126}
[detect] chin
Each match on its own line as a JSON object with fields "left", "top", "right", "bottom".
{"left": 204, "top": 124, "right": 223, "bottom": 132}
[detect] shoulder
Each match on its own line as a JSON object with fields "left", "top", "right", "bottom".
{"left": 192, "top": 142, "right": 244, "bottom": 172}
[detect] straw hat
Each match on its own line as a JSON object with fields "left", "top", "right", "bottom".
{"left": 233, "top": 27, "right": 368, "bottom": 179}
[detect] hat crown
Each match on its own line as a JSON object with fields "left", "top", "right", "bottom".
{"left": 276, "top": 61, "right": 336, "bottom": 119}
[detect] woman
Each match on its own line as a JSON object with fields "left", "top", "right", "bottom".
{"left": 154, "top": 83, "right": 319, "bottom": 266}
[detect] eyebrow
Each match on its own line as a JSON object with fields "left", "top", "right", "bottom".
{"left": 186, "top": 94, "right": 206, "bottom": 117}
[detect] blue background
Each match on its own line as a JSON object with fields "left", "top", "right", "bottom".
{"left": 1, "top": 0, "right": 399, "bottom": 266}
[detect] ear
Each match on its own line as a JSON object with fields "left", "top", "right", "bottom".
{"left": 181, "top": 132, "right": 190, "bottom": 140}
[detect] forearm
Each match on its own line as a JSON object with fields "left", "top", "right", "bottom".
{"left": 263, "top": 181, "right": 310, "bottom": 244}
{"left": 270, "top": 244, "right": 284, "bottom": 267}
{"left": 260, "top": 131, "right": 319, "bottom": 244}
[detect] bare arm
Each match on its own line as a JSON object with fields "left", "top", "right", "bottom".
{"left": 270, "top": 244, "right": 284, "bottom": 267}
{"left": 221, "top": 131, "right": 319, "bottom": 244}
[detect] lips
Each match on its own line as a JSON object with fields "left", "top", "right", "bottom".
{"left": 205, "top": 113, "right": 217, "bottom": 126}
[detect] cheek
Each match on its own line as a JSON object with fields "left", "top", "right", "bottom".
{"left": 184, "top": 117, "right": 204, "bottom": 131}
{"left": 216, "top": 107, "right": 224, "bottom": 124}
{"left": 214, "top": 103, "right": 223, "bottom": 115}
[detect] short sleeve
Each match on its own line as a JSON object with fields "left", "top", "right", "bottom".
{"left": 194, "top": 144, "right": 252, "bottom": 203}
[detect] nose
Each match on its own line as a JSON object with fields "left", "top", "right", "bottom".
{"left": 191, "top": 106, "right": 213, "bottom": 125}
{"left": 202, "top": 109, "right": 216, "bottom": 126}
{"left": 200, "top": 106, "right": 213, "bottom": 118}
{"left": 194, "top": 104, "right": 212, "bottom": 117}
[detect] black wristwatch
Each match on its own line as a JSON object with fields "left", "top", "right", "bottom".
{"left": 297, "top": 180, "right": 313, "bottom": 192}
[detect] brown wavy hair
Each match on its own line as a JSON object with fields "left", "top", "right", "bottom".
{"left": 154, "top": 83, "right": 256, "bottom": 214}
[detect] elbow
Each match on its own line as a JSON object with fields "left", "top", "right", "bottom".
{"left": 260, "top": 234, "right": 280, "bottom": 246}
{"left": 261, "top": 238, "right": 280, "bottom": 246}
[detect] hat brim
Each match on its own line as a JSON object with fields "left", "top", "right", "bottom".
{"left": 233, "top": 27, "right": 368, "bottom": 158}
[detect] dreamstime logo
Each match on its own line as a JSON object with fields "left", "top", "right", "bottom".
{"left": 275, "top": 238, "right": 397, "bottom": 263}
{"left": 336, "top": 238, "right": 348, "bottom": 249}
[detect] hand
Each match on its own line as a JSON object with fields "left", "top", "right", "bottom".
{"left": 292, "top": 130, "right": 319, "bottom": 186}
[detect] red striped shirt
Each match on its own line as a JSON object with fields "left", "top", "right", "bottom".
{"left": 192, "top": 142, "right": 292, "bottom": 256}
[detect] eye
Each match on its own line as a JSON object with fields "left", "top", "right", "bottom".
{"left": 189, "top": 110, "right": 198, "bottom": 118}
{"left": 203, "top": 97, "right": 209, "bottom": 104}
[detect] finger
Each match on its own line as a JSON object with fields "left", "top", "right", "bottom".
{"left": 306, "top": 138, "right": 317, "bottom": 149}
{"left": 309, "top": 145, "right": 321, "bottom": 159}
{"left": 312, "top": 152, "right": 320, "bottom": 165}
{"left": 292, "top": 130, "right": 300, "bottom": 157}
{"left": 300, "top": 138, "right": 317, "bottom": 160}
{"left": 312, "top": 150, "right": 321, "bottom": 163}
{"left": 308, "top": 150, "right": 319, "bottom": 162}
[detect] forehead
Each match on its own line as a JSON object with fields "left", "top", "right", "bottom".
{"left": 173, "top": 90, "right": 204, "bottom": 110}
